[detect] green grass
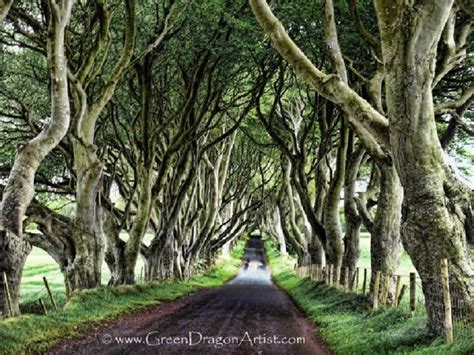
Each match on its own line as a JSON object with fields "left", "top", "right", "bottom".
{"left": 18, "top": 233, "right": 414, "bottom": 307}
{"left": 357, "top": 233, "right": 418, "bottom": 286}
{"left": 0, "top": 241, "right": 244, "bottom": 353}
{"left": 266, "top": 239, "right": 474, "bottom": 355}
{"left": 19, "top": 232, "right": 157, "bottom": 311}
{"left": 356, "top": 234, "right": 426, "bottom": 309}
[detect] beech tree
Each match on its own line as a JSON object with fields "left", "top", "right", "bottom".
{"left": 249, "top": 0, "right": 473, "bottom": 332}
{"left": 0, "top": 0, "right": 74, "bottom": 316}
{"left": 0, "top": 0, "right": 471, "bottom": 336}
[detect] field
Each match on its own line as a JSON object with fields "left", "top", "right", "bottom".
{"left": 20, "top": 233, "right": 154, "bottom": 310}
{"left": 356, "top": 232, "right": 416, "bottom": 276}
{"left": 19, "top": 232, "right": 422, "bottom": 319}
{"left": 20, "top": 233, "right": 418, "bottom": 309}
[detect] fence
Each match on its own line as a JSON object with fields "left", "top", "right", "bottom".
{"left": 294, "top": 259, "right": 472, "bottom": 343}
{"left": 1, "top": 273, "right": 63, "bottom": 318}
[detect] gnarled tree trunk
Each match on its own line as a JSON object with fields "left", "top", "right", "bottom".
{"left": 103, "top": 210, "right": 127, "bottom": 286}
{"left": 375, "top": 0, "right": 473, "bottom": 332}
{"left": 369, "top": 163, "right": 403, "bottom": 304}
{"left": 0, "top": 0, "right": 73, "bottom": 315}
{"left": 71, "top": 140, "right": 105, "bottom": 289}
{"left": 66, "top": 0, "right": 136, "bottom": 290}
{"left": 342, "top": 143, "right": 365, "bottom": 284}
{"left": 323, "top": 117, "right": 349, "bottom": 283}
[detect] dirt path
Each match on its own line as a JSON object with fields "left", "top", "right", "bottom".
{"left": 49, "top": 238, "right": 330, "bottom": 354}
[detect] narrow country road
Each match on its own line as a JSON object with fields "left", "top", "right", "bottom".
{"left": 50, "top": 237, "right": 330, "bottom": 354}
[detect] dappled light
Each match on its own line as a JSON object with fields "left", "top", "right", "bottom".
{"left": 0, "top": 0, "right": 472, "bottom": 353}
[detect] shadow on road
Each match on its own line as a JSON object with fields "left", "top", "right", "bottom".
{"left": 51, "top": 236, "right": 330, "bottom": 355}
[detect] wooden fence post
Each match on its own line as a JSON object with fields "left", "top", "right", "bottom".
{"left": 43, "top": 277, "right": 58, "bottom": 311}
{"left": 397, "top": 284, "right": 407, "bottom": 308}
{"left": 393, "top": 275, "right": 402, "bottom": 308}
{"left": 381, "top": 274, "right": 390, "bottom": 306}
{"left": 324, "top": 266, "right": 329, "bottom": 284}
{"left": 440, "top": 259, "right": 453, "bottom": 344}
{"left": 373, "top": 271, "right": 381, "bottom": 311}
{"left": 409, "top": 272, "right": 416, "bottom": 316}
{"left": 354, "top": 268, "right": 359, "bottom": 292}
{"left": 38, "top": 298, "right": 48, "bottom": 315}
{"left": 362, "top": 268, "right": 368, "bottom": 295}
{"left": 2, "top": 272, "right": 14, "bottom": 318}
{"left": 350, "top": 269, "right": 356, "bottom": 291}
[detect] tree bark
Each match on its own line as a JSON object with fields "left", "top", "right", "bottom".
{"left": 120, "top": 168, "right": 153, "bottom": 284}
{"left": 283, "top": 159, "right": 311, "bottom": 265}
{"left": 68, "top": 0, "right": 136, "bottom": 290}
{"left": 375, "top": 0, "right": 473, "bottom": 332}
{"left": 144, "top": 229, "right": 176, "bottom": 281}
{"left": 273, "top": 207, "right": 287, "bottom": 255}
{"left": 103, "top": 210, "right": 127, "bottom": 286}
{"left": 0, "top": 0, "right": 13, "bottom": 23}
{"left": 369, "top": 163, "right": 403, "bottom": 304}
{"left": 24, "top": 199, "right": 79, "bottom": 292}
{"left": 0, "top": 230, "right": 31, "bottom": 316}
{"left": 250, "top": 0, "right": 473, "bottom": 332}
{"left": 342, "top": 143, "right": 365, "bottom": 282}
{"left": 71, "top": 141, "right": 105, "bottom": 289}
{"left": 323, "top": 116, "right": 349, "bottom": 283}
{"left": 0, "top": 0, "right": 73, "bottom": 315}
{"left": 261, "top": 202, "right": 287, "bottom": 255}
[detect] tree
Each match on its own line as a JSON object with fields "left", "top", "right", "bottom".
{"left": 249, "top": 0, "right": 473, "bottom": 332}
{"left": 0, "top": 0, "right": 74, "bottom": 316}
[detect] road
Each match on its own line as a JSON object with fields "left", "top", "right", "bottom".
{"left": 50, "top": 237, "right": 330, "bottom": 354}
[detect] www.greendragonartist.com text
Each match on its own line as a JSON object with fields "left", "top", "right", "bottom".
{"left": 100, "top": 331, "right": 306, "bottom": 348}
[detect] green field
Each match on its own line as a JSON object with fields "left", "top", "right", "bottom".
{"left": 20, "top": 233, "right": 155, "bottom": 310}
{"left": 357, "top": 232, "right": 416, "bottom": 275}
{"left": 20, "top": 233, "right": 419, "bottom": 309}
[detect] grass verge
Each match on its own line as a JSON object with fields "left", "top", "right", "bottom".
{"left": 0, "top": 242, "right": 244, "bottom": 353}
{"left": 265, "top": 240, "right": 473, "bottom": 355}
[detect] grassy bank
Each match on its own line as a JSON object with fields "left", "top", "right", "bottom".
{"left": 0, "top": 242, "right": 244, "bottom": 353}
{"left": 266, "top": 241, "right": 473, "bottom": 355}
{"left": 20, "top": 232, "right": 156, "bottom": 310}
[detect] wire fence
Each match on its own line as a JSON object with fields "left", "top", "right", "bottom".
{"left": 294, "top": 258, "right": 473, "bottom": 343}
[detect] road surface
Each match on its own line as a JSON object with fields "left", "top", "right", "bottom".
{"left": 50, "top": 237, "right": 330, "bottom": 354}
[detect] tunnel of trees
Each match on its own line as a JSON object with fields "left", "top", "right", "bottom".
{"left": 0, "top": 0, "right": 472, "bottom": 335}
